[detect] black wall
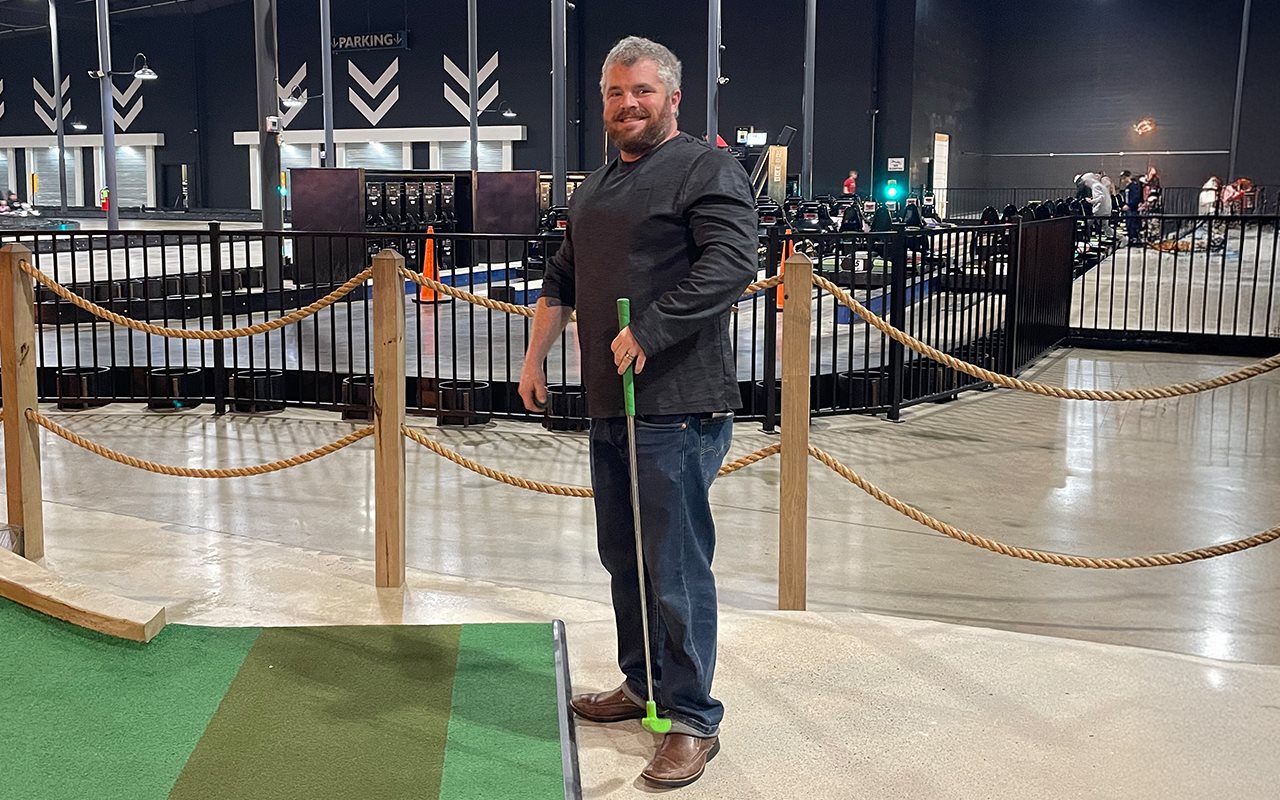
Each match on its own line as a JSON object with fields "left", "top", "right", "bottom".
{"left": 978, "top": 0, "right": 1246, "bottom": 188}
{"left": 910, "top": 0, "right": 985, "bottom": 189}
{"left": 1, "top": 0, "right": 1277, "bottom": 210}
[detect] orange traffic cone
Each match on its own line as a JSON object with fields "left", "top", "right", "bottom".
{"left": 776, "top": 230, "right": 795, "bottom": 309}
{"left": 417, "top": 225, "right": 442, "bottom": 303}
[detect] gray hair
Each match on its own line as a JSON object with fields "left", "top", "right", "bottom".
{"left": 600, "top": 36, "right": 682, "bottom": 97}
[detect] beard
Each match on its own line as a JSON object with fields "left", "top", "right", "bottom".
{"left": 606, "top": 103, "right": 676, "bottom": 157}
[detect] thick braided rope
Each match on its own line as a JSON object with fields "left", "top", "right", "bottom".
{"left": 811, "top": 273, "right": 1280, "bottom": 400}
{"left": 402, "top": 424, "right": 780, "bottom": 497}
{"left": 19, "top": 260, "right": 372, "bottom": 340}
{"left": 399, "top": 266, "right": 784, "bottom": 318}
{"left": 808, "top": 444, "right": 1280, "bottom": 568}
{"left": 399, "top": 266, "right": 535, "bottom": 317}
{"left": 28, "top": 410, "right": 372, "bottom": 478}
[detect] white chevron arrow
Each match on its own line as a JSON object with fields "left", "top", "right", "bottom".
{"left": 111, "top": 77, "right": 142, "bottom": 106}
{"left": 444, "top": 85, "right": 469, "bottom": 119}
{"left": 114, "top": 95, "right": 144, "bottom": 131}
{"left": 33, "top": 76, "right": 70, "bottom": 109}
{"left": 349, "top": 86, "right": 398, "bottom": 124}
{"left": 277, "top": 64, "right": 309, "bottom": 126}
{"left": 348, "top": 59, "right": 398, "bottom": 99}
{"left": 443, "top": 55, "right": 467, "bottom": 88}
{"left": 34, "top": 103, "right": 56, "bottom": 132}
{"left": 477, "top": 53, "right": 498, "bottom": 86}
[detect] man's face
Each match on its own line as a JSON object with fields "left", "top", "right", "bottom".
{"left": 603, "top": 59, "right": 680, "bottom": 157}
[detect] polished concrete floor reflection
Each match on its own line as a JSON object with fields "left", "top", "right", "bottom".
{"left": 5, "top": 347, "right": 1280, "bottom": 798}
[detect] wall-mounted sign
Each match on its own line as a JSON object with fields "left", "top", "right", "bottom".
{"left": 887, "top": 157, "right": 905, "bottom": 172}
{"left": 332, "top": 31, "right": 409, "bottom": 52}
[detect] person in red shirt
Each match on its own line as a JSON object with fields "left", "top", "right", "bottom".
{"left": 842, "top": 169, "right": 858, "bottom": 196}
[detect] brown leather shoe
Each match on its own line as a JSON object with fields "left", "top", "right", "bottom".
{"left": 570, "top": 685, "right": 646, "bottom": 723}
{"left": 641, "top": 733, "right": 721, "bottom": 788}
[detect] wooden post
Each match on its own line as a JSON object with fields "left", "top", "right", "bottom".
{"left": 0, "top": 244, "right": 43, "bottom": 560}
{"left": 371, "top": 249, "right": 406, "bottom": 587}
{"left": 778, "top": 251, "right": 812, "bottom": 610}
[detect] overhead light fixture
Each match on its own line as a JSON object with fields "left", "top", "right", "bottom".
{"left": 1133, "top": 117, "right": 1156, "bottom": 136}
{"left": 89, "top": 52, "right": 158, "bottom": 81}
{"left": 282, "top": 93, "right": 306, "bottom": 109}
{"left": 502, "top": 106, "right": 517, "bottom": 119}
{"left": 71, "top": 120, "right": 88, "bottom": 132}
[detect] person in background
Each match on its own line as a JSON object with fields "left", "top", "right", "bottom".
{"left": 1099, "top": 171, "right": 1115, "bottom": 201}
{"left": 1142, "top": 165, "right": 1161, "bottom": 203}
{"left": 1124, "top": 172, "right": 1143, "bottom": 246}
{"left": 842, "top": 170, "right": 858, "bottom": 196}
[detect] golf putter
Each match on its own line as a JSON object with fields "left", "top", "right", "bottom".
{"left": 616, "top": 298, "right": 671, "bottom": 735}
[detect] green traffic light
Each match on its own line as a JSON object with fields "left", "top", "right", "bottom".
{"left": 885, "top": 185, "right": 900, "bottom": 199}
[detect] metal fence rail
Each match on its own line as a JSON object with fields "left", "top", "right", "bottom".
{"left": 0, "top": 218, "right": 1097, "bottom": 424}
{"left": 1068, "top": 215, "right": 1280, "bottom": 354}
{"left": 934, "top": 186, "right": 1273, "bottom": 220}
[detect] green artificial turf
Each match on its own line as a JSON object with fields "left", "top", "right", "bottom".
{"left": 0, "top": 598, "right": 566, "bottom": 800}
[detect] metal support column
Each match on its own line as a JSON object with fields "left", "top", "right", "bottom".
{"left": 551, "top": 0, "right": 568, "bottom": 205}
{"left": 253, "top": 0, "right": 283, "bottom": 284}
{"left": 1228, "top": 0, "right": 1252, "bottom": 181}
{"left": 94, "top": 0, "right": 118, "bottom": 229}
{"left": 706, "top": 0, "right": 721, "bottom": 145}
{"left": 320, "top": 0, "right": 335, "bottom": 166}
{"left": 49, "top": 0, "right": 68, "bottom": 213}
{"left": 468, "top": 0, "right": 479, "bottom": 172}
{"left": 800, "top": 0, "right": 817, "bottom": 199}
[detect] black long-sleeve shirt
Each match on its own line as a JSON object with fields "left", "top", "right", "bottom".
{"left": 541, "top": 132, "right": 757, "bottom": 418}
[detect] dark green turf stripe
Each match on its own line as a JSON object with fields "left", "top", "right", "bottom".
{"left": 439, "top": 623, "right": 563, "bottom": 800}
{"left": 168, "top": 624, "right": 462, "bottom": 800}
{"left": 0, "top": 598, "right": 260, "bottom": 800}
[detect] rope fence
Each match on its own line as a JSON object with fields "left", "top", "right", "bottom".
{"left": 27, "top": 410, "right": 373, "bottom": 478}
{"left": 811, "top": 273, "right": 1280, "bottom": 401}
{"left": 19, "top": 260, "right": 372, "bottom": 340}
{"left": 402, "top": 423, "right": 781, "bottom": 497}
{"left": 807, "top": 445, "right": 1280, "bottom": 568}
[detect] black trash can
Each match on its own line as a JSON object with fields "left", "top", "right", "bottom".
{"left": 231, "top": 369, "right": 285, "bottom": 413}
{"left": 437, "top": 380, "right": 491, "bottom": 426}
{"left": 341, "top": 375, "right": 374, "bottom": 421}
{"left": 543, "top": 383, "right": 588, "bottom": 432}
{"left": 147, "top": 367, "right": 203, "bottom": 410}
{"left": 57, "top": 366, "right": 113, "bottom": 410}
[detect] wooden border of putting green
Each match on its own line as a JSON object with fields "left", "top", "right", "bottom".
{"left": 0, "top": 548, "right": 166, "bottom": 642}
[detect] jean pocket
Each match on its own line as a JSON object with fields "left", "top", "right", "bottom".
{"left": 635, "top": 415, "right": 690, "bottom": 431}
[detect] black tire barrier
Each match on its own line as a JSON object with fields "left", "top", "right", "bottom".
{"left": 231, "top": 369, "right": 286, "bottom": 413}
{"left": 542, "top": 383, "right": 588, "bottom": 432}
{"left": 56, "top": 366, "right": 113, "bottom": 411}
{"left": 753, "top": 378, "right": 782, "bottom": 415}
{"left": 437, "top": 380, "right": 492, "bottom": 426}
{"left": 340, "top": 375, "right": 374, "bottom": 421}
{"left": 146, "top": 367, "right": 204, "bottom": 411}
{"left": 836, "top": 368, "right": 886, "bottom": 408}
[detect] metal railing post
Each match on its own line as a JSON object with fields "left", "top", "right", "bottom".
{"left": 762, "top": 226, "right": 780, "bottom": 432}
{"left": 886, "top": 233, "right": 908, "bottom": 421}
{"left": 209, "top": 222, "right": 227, "bottom": 415}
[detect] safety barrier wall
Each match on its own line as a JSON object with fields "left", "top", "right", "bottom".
{"left": 1067, "top": 215, "right": 1280, "bottom": 355}
{"left": 2, "top": 224, "right": 1055, "bottom": 424}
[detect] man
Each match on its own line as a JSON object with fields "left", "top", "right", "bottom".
{"left": 1123, "top": 171, "right": 1144, "bottom": 246}
{"left": 517, "top": 36, "right": 756, "bottom": 788}
{"left": 843, "top": 169, "right": 858, "bottom": 196}
{"left": 1075, "top": 172, "right": 1112, "bottom": 236}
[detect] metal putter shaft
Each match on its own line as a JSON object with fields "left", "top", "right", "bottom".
{"left": 617, "top": 298, "right": 671, "bottom": 735}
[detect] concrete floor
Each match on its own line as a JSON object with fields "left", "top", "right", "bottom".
{"left": 4, "top": 346, "right": 1280, "bottom": 797}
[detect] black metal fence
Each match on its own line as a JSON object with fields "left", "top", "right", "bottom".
{"left": 1067, "top": 215, "right": 1280, "bottom": 355}
{"left": 934, "top": 186, "right": 1273, "bottom": 220}
{"left": 2, "top": 217, "right": 1084, "bottom": 426}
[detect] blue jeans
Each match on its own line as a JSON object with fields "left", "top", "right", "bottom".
{"left": 588, "top": 412, "right": 733, "bottom": 738}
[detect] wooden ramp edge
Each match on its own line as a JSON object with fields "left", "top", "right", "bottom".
{"left": 0, "top": 548, "right": 167, "bottom": 642}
